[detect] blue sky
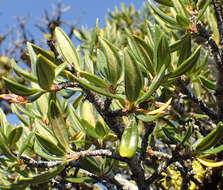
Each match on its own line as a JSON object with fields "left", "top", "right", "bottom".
{"left": 0, "top": 0, "right": 146, "bottom": 35}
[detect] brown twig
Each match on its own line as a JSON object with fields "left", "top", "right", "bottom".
{"left": 177, "top": 79, "right": 218, "bottom": 121}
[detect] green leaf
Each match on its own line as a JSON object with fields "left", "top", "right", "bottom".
{"left": 80, "top": 119, "right": 100, "bottom": 139}
{"left": 136, "top": 113, "right": 161, "bottom": 122}
{"left": 95, "top": 120, "right": 107, "bottom": 138}
{"left": 169, "top": 46, "right": 201, "bottom": 78}
{"left": 132, "top": 35, "right": 155, "bottom": 76}
{"left": 99, "top": 37, "right": 122, "bottom": 88}
{"left": 148, "top": 0, "right": 177, "bottom": 26}
{"left": 50, "top": 100, "right": 70, "bottom": 152}
{"left": 18, "top": 132, "right": 34, "bottom": 159}
{"left": 55, "top": 62, "right": 67, "bottom": 76}
{"left": 35, "top": 133, "right": 65, "bottom": 156}
{"left": 162, "top": 128, "right": 179, "bottom": 144}
{"left": 7, "top": 126, "right": 23, "bottom": 148}
{"left": 169, "top": 35, "right": 188, "bottom": 53}
{"left": 0, "top": 108, "right": 8, "bottom": 135}
{"left": 178, "top": 34, "right": 191, "bottom": 65}
{"left": 124, "top": 49, "right": 143, "bottom": 104}
{"left": 36, "top": 55, "right": 55, "bottom": 90}
{"left": 89, "top": 18, "right": 99, "bottom": 54}
{"left": 27, "top": 42, "right": 37, "bottom": 76}
{"left": 11, "top": 104, "right": 29, "bottom": 127}
{"left": 34, "top": 140, "right": 65, "bottom": 160}
{"left": 103, "top": 133, "right": 117, "bottom": 142}
{"left": 154, "top": 0, "right": 173, "bottom": 7}
{"left": 156, "top": 33, "right": 171, "bottom": 72}
{"left": 11, "top": 59, "right": 38, "bottom": 82}
{"left": 176, "top": 14, "right": 190, "bottom": 27}
{"left": 13, "top": 161, "right": 67, "bottom": 186}
{"left": 136, "top": 64, "right": 166, "bottom": 104}
{"left": 3, "top": 77, "right": 40, "bottom": 96}
{"left": 79, "top": 157, "right": 101, "bottom": 175}
{"left": 0, "top": 130, "right": 18, "bottom": 161}
{"left": 65, "top": 71, "right": 124, "bottom": 101}
{"left": 199, "top": 75, "right": 216, "bottom": 90}
{"left": 28, "top": 92, "right": 45, "bottom": 102}
{"left": 119, "top": 117, "right": 138, "bottom": 158}
{"left": 201, "top": 144, "right": 223, "bottom": 156}
{"left": 193, "top": 122, "right": 223, "bottom": 153}
{"left": 36, "top": 92, "right": 49, "bottom": 119}
{"left": 29, "top": 42, "right": 60, "bottom": 65}
{"left": 79, "top": 71, "right": 109, "bottom": 89}
{"left": 173, "top": 0, "right": 189, "bottom": 18}
{"left": 35, "top": 121, "right": 58, "bottom": 145}
{"left": 96, "top": 49, "right": 109, "bottom": 78}
{"left": 55, "top": 27, "right": 80, "bottom": 70}
{"left": 194, "top": 51, "right": 208, "bottom": 75}
{"left": 65, "top": 177, "right": 91, "bottom": 183}
{"left": 196, "top": 0, "right": 212, "bottom": 22}
{"left": 179, "top": 124, "right": 193, "bottom": 146}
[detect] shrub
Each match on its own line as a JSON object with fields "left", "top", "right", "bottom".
{"left": 1, "top": 0, "right": 223, "bottom": 189}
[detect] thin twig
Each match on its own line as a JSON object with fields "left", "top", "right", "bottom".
{"left": 140, "top": 123, "right": 155, "bottom": 162}
{"left": 177, "top": 79, "right": 218, "bottom": 121}
{"left": 196, "top": 22, "right": 223, "bottom": 120}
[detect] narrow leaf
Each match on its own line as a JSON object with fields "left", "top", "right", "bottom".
{"left": 8, "top": 126, "right": 23, "bottom": 148}
{"left": 14, "top": 162, "right": 67, "bottom": 185}
{"left": 36, "top": 55, "right": 55, "bottom": 90}
{"left": 196, "top": 0, "right": 212, "bottom": 22}
{"left": 35, "top": 133, "right": 65, "bottom": 156}
{"left": 99, "top": 37, "right": 122, "bottom": 87}
{"left": 79, "top": 71, "right": 109, "bottom": 89}
{"left": 148, "top": 0, "right": 177, "bottom": 25}
{"left": 18, "top": 132, "right": 34, "bottom": 158}
{"left": 3, "top": 77, "right": 40, "bottom": 96}
{"left": 154, "top": 0, "right": 173, "bottom": 7}
{"left": 176, "top": 14, "right": 190, "bottom": 27}
{"left": 197, "top": 157, "right": 223, "bottom": 168}
{"left": 137, "top": 98, "right": 172, "bottom": 115}
{"left": 11, "top": 59, "right": 38, "bottom": 82}
{"left": 0, "top": 131, "right": 18, "bottom": 161}
{"left": 132, "top": 35, "right": 155, "bottom": 76}
{"left": 169, "top": 46, "right": 201, "bottom": 78}
{"left": 80, "top": 119, "right": 99, "bottom": 139}
{"left": 136, "top": 64, "right": 166, "bottom": 104}
{"left": 34, "top": 140, "right": 65, "bottom": 160}
{"left": 124, "top": 49, "right": 143, "bottom": 103}
{"left": 50, "top": 100, "right": 70, "bottom": 152}
{"left": 55, "top": 27, "right": 80, "bottom": 70}
{"left": 199, "top": 75, "right": 216, "bottom": 90}
{"left": 162, "top": 128, "right": 179, "bottom": 144}
{"left": 193, "top": 122, "right": 223, "bottom": 153}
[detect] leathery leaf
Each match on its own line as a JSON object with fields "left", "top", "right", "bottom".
{"left": 50, "top": 100, "right": 70, "bottom": 152}
{"left": 99, "top": 37, "right": 122, "bottom": 88}
{"left": 36, "top": 55, "right": 55, "bottom": 90}
{"left": 124, "top": 48, "right": 143, "bottom": 104}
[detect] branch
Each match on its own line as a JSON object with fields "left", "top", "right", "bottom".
{"left": 83, "top": 87, "right": 124, "bottom": 139}
{"left": 44, "top": 39, "right": 125, "bottom": 138}
{"left": 68, "top": 149, "right": 126, "bottom": 162}
{"left": 47, "top": 39, "right": 64, "bottom": 63}
{"left": 78, "top": 168, "right": 121, "bottom": 190}
{"left": 212, "top": 0, "right": 223, "bottom": 46}
{"left": 139, "top": 122, "right": 155, "bottom": 162}
{"left": 177, "top": 79, "right": 218, "bottom": 121}
{"left": 145, "top": 148, "right": 191, "bottom": 186}
{"left": 196, "top": 22, "right": 223, "bottom": 120}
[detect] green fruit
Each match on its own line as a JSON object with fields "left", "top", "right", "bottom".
{"left": 119, "top": 118, "right": 138, "bottom": 158}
